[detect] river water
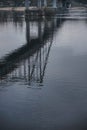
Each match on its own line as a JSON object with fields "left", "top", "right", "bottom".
{"left": 0, "top": 7, "right": 87, "bottom": 130}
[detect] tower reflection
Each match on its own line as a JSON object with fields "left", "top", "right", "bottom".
{"left": 0, "top": 15, "right": 63, "bottom": 87}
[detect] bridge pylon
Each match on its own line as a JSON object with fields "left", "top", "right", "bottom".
{"left": 25, "top": 0, "right": 30, "bottom": 10}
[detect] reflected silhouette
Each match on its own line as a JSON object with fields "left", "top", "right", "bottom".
{"left": 0, "top": 14, "right": 64, "bottom": 87}
{"left": 0, "top": 11, "right": 24, "bottom": 29}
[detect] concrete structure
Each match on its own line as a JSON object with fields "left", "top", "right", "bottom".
{"left": 44, "top": 0, "right": 47, "bottom": 7}
{"left": 25, "top": 0, "right": 57, "bottom": 9}
{"left": 25, "top": 0, "right": 30, "bottom": 10}
{"left": 53, "top": 0, "right": 57, "bottom": 8}
{"left": 25, "top": 0, "right": 59, "bottom": 17}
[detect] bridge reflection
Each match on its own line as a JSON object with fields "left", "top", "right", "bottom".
{"left": 0, "top": 14, "right": 64, "bottom": 87}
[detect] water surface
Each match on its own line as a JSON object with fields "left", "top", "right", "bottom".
{"left": 0, "top": 8, "right": 87, "bottom": 130}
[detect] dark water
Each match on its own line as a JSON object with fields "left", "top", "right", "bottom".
{"left": 0, "top": 8, "right": 87, "bottom": 130}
